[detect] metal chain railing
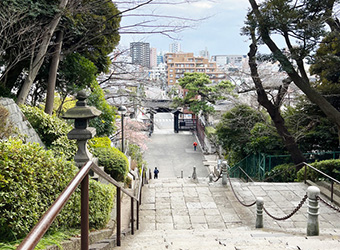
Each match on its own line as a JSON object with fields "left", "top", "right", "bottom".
{"left": 317, "top": 196, "right": 340, "bottom": 213}
{"left": 227, "top": 172, "right": 256, "bottom": 207}
{"left": 263, "top": 194, "right": 308, "bottom": 220}
{"left": 213, "top": 170, "right": 223, "bottom": 182}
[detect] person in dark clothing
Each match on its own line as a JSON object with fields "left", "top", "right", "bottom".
{"left": 154, "top": 167, "right": 159, "bottom": 179}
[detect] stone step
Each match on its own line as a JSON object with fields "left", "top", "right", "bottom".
{"left": 119, "top": 228, "right": 340, "bottom": 250}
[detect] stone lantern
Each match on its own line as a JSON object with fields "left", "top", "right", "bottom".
{"left": 63, "top": 90, "right": 101, "bottom": 167}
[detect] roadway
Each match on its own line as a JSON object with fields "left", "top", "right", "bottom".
{"left": 144, "top": 113, "right": 208, "bottom": 179}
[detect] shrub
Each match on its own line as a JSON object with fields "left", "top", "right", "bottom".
{"left": 20, "top": 105, "right": 71, "bottom": 146}
{"left": 264, "top": 163, "right": 297, "bottom": 182}
{"left": 0, "top": 139, "right": 115, "bottom": 241}
{"left": 92, "top": 146, "right": 129, "bottom": 182}
{"left": 88, "top": 136, "right": 112, "bottom": 149}
{"left": 296, "top": 159, "right": 340, "bottom": 182}
{"left": 20, "top": 105, "right": 77, "bottom": 160}
{"left": 127, "top": 143, "right": 145, "bottom": 170}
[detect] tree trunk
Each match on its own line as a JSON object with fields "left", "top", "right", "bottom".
{"left": 45, "top": 30, "right": 63, "bottom": 115}
{"left": 248, "top": 0, "right": 340, "bottom": 141}
{"left": 16, "top": 0, "right": 69, "bottom": 105}
{"left": 248, "top": 40, "right": 306, "bottom": 168}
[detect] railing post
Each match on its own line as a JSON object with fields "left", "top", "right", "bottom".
{"left": 81, "top": 175, "right": 89, "bottom": 250}
{"left": 307, "top": 186, "right": 320, "bottom": 236}
{"left": 304, "top": 165, "right": 307, "bottom": 184}
{"left": 222, "top": 161, "right": 228, "bottom": 186}
{"left": 131, "top": 197, "right": 134, "bottom": 235}
{"left": 137, "top": 202, "right": 140, "bottom": 230}
{"left": 331, "top": 180, "right": 334, "bottom": 202}
{"left": 255, "top": 197, "right": 264, "bottom": 228}
{"left": 192, "top": 166, "right": 197, "bottom": 180}
{"left": 116, "top": 187, "right": 121, "bottom": 246}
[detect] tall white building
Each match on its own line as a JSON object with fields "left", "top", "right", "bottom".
{"left": 169, "top": 42, "right": 181, "bottom": 53}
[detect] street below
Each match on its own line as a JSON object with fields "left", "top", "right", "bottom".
{"left": 144, "top": 112, "right": 208, "bottom": 179}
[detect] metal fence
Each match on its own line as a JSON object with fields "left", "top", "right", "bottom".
{"left": 229, "top": 151, "right": 340, "bottom": 181}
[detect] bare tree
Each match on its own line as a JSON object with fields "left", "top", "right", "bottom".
{"left": 248, "top": 30, "right": 305, "bottom": 166}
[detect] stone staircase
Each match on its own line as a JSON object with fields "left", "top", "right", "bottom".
{"left": 118, "top": 177, "right": 340, "bottom": 250}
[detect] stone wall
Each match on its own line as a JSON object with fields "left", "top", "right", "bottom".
{"left": 0, "top": 97, "right": 44, "bottom": 146}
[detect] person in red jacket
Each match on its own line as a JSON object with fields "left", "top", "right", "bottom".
{"left": 193, "top": 141, "right": 198, "bottom": 151}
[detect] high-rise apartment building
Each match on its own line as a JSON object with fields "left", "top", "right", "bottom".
{"left": 169, "top": 42, "right": 181, "bottom": 53}
{"left": 150, "top": 48, "right": 157, "bottom": 68}
{"left": 165, "top": 52, "right": 227, "bottom": 86}
{"left": 130, "top": 42, "right": 150, "bottom": 68}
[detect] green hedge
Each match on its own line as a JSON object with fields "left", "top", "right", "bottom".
{"left": 20, "top": 105, "right": 77, "bottom": 160}
{"left": 264, "top": 163, "right": 297, "bottom": 182}
{"left": 296, "top": 159, "right": 340, "bottom": 182}
{"left": 92, "top": 146, "right": 129, "bottom": 182}
{"left": 0, "top": 139, "right": 115, "bottom": 241}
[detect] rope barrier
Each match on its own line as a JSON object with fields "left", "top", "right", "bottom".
{"left": 263, "top": 195, "right": 308, "bottom": 220}
{"left": 317, "top": 196, "right": 340, "bottom": 213}
{"left": 213, "top": 170, "right": 223, "bottom": 182}
{"left": 227, "top": 172, "right": 256, "bottom": 207}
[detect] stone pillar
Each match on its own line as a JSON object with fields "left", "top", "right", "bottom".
{"left": 307, "top": 186, "right": 320, "bottom": 236}
{"left": 192, "top": 166, "right": 197, "bottom": 180}
{"left": 256, "top": 197, "right": 264, "bottom": 228}
{"left": 209, "top": 173, "right": 214, "bottom": 183}
{"left": 221, "top": 161, "right": 228, "bottom": 186}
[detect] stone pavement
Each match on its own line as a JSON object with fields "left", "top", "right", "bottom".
{"left": 120, "top": 177, "right": 340, "bottom": 249}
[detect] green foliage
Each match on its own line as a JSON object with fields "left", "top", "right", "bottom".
{"left": 127, "top": 143, "right": 145, "bottom": 170}
{"left": 62, "top": 0, "right": 120, "bottom": 74}
{"left": 296, "top": 159, "right": 340, "bottom": 182}
{"left": 89, "top": 180, "right": 115, "bottom": 228}
{"left": 58, "top": 53, "right": 98, "bottom": 93}
{"left": 205, "top": 126, "right": 216, "bottom": 140}
{"left": 216, "top": 104, "right": 263, "bottom": 163}
{"left": 89, "top": 136, "right": 112, "bottom": 149}
{"left": 0, "top": 228, "right": 80, "bottom": 250}
{"left": 87, "top": 82, "right": 117, "bottom": 137}
{"left": 310, "top": 32, "right": 340, "bottom": 93}
{"left": 20, "top": 105, "right": 77, "bottom": 160}
{"left": 0, "top": 138, "right": 115, "bottom": 241}
{"left": 283, "top": 98, "right": 339, "bottom": 152}
{"left": 173, "top": 72, "right": 234, "bottom": 114}
{"left": 92, "top": 146, "right": 129, "bottom": 182}
{"left": 248, "top": 122, "right": 285, "bottom": 155}
{"left": 20, "top": 105, "right": 71, "bottom": 146}
{"left": 264, "top": 163, "right": 297, "bottom": 182}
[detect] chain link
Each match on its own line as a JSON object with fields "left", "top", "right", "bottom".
{"left": 263, "top": 194, "right": 308, "bottom": 221}
{"left": 213, "top": 170, "right": 222, "bottom": 182}
{"left": 317, "top": 196, "right": 340, "bottom": 213}
{"left": 227, "top": 173, "right": 256, "bottom": 207}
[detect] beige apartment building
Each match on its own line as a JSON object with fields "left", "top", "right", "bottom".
{"left": 165, "top": 52, "right": 227, "bottom": 86}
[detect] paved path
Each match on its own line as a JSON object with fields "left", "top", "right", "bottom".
{"left": 144, "top": 132, "right": 208, "bottom": 179}
{"left": 120, "top": 178, "right": 340, "bottom": 249}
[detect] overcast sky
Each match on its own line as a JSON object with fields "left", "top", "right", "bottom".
{"left": 118, "top": 0, "right": 251, "bottom": 56}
